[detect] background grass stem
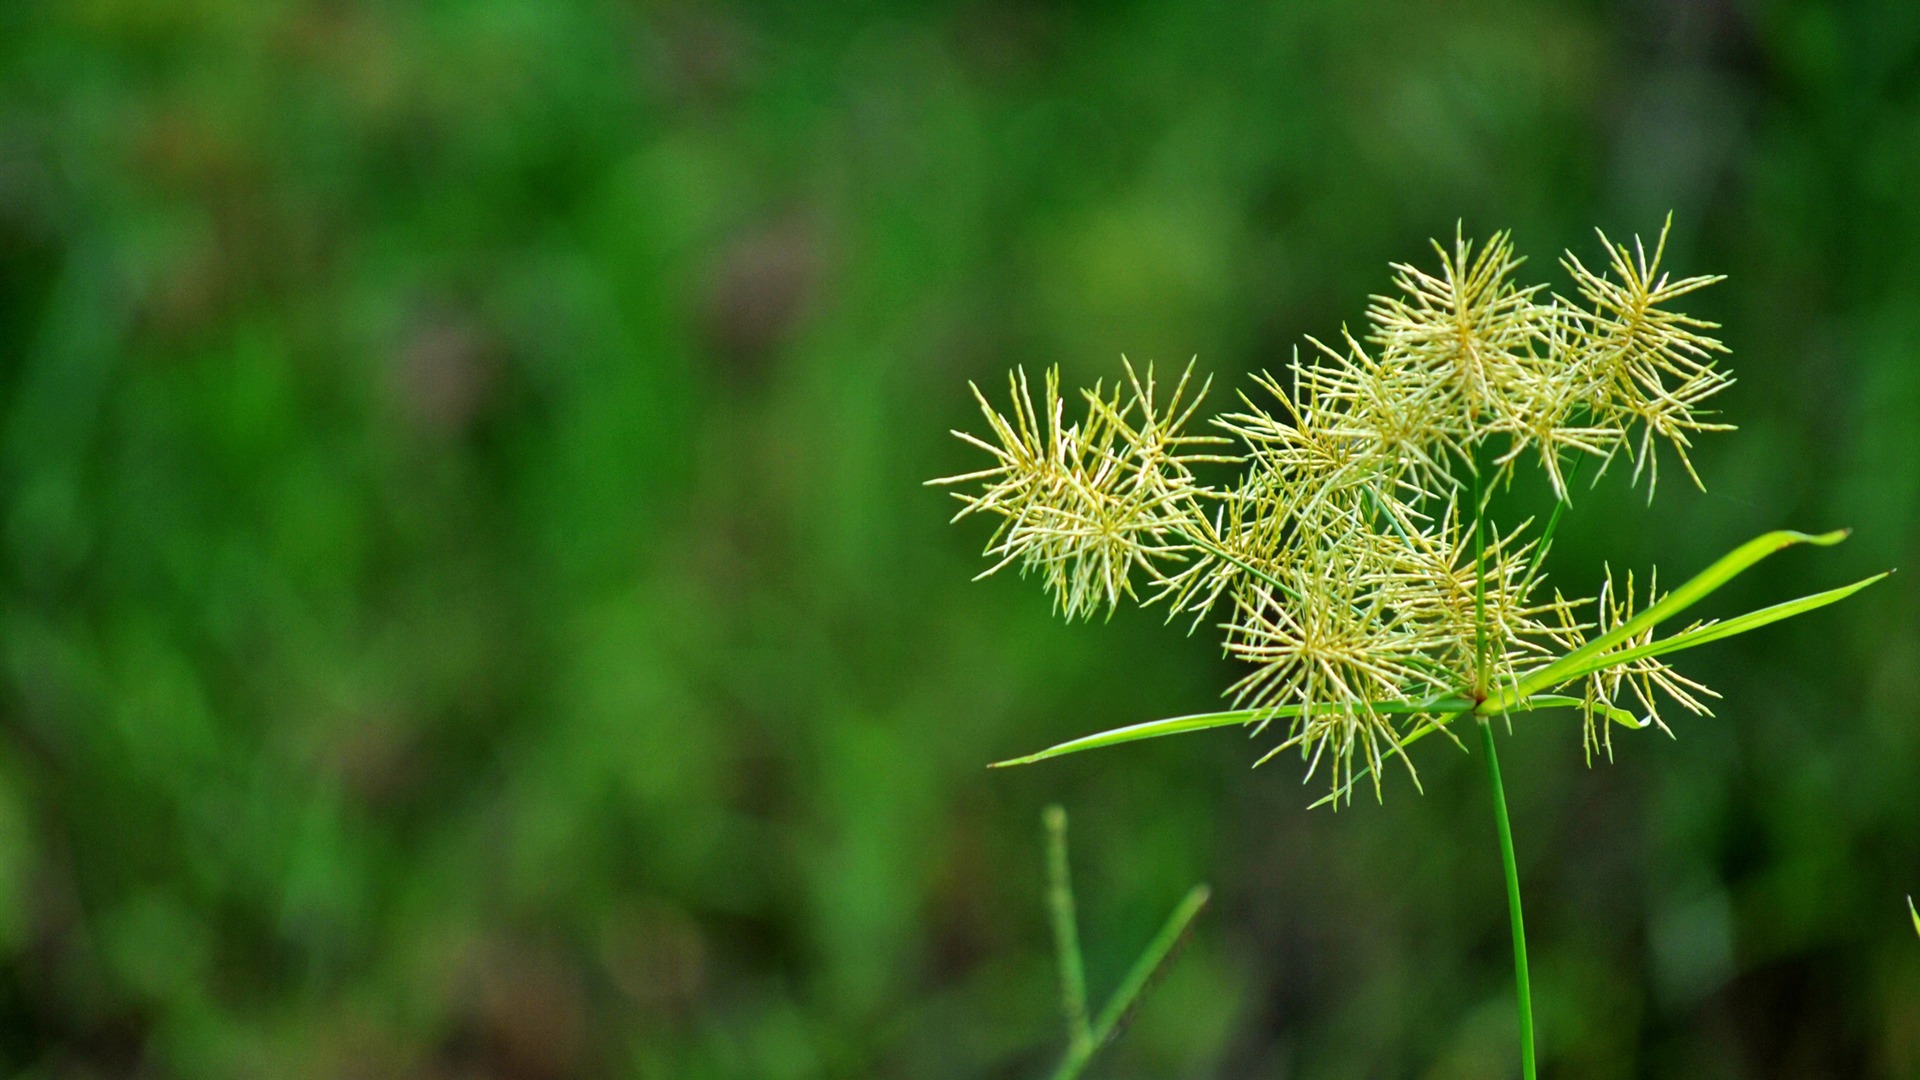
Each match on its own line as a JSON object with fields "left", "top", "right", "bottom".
{"left": 1041, "top": 807, "right": 1209, "bottom": 1080}
{"left": 1044, "top": 806, "right": 1093, "bottom": 1056}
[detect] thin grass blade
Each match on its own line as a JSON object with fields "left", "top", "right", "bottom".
{"left": 1087, "top": 885, "right": 1211, "bottom": 1049}
{"left": 1545, "top": 571, "right": 1892, "bottom": 683}
{"left": 991, "top": 697, "right": 1473, "bottom": 768}
{"left": 1513, "top": 694, "right": 1645, "bottom": 729}
{"left": 1484, "top": 529, "right": 1852, "bottom": 713}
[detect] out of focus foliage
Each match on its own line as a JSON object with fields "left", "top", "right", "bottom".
{"left": 0, "top": 1, "right": 1916, "bottom": 1076}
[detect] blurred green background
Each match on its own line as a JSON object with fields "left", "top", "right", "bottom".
{"left": 1, "top": 1, "right": 1917, "bottom": 1076}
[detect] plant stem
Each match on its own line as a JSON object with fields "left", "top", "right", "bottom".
{"left": 1470, "top": 459, "right": 1535, "bottom": 1078}
{"left": 1520, "top": 455, "right": 1584, "bottom": 591}
{"left": 1479, "top": 717, "right": 1537, "bottom": 1080}
{"left": 1046, "top": 885, "right": 1211, "bottom": 1080}
{"left": 1043, "top": 806, "right": 1093, "bottom": 1058}
{"left": 1473, "top": 469, "right": 1489, "bottom": 697}
{"left": 1086, "top": 885, "right": 1211, "bottom": 1048}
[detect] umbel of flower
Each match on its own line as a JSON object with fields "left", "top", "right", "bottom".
{"left": 932, "top": 218, "right": 1746, "bottom": 800}
{"left": 944, "top": 223, "right": 1893, "bottom": 1080}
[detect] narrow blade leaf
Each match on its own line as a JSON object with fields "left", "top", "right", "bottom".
{"left": 1546, "top": 571, "right": 1892, "bottom": 683}
{"left": 1486, "top": 529, "right": 1852, "bottom": 712}
{"left": 1507, "top": 694, "right": 1646, "bottom": 729}
{"left": 991, "top": 697, "right": 1472, "bottom": 768}
{"left": 1088, "top": 885, "right": 1211, "bottom": 1048}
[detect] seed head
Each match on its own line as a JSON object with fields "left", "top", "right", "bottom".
{"left": 1574, "top": 568, "right": 1721, "bottom": 762}
{"left": 930, "top": 362, "right": 1231, "bottom": 619}
{"left": 935, "top": 218, "right": 1731, "bottom": 797}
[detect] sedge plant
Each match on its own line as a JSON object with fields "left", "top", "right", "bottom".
{"left": 931, "top": 218, "right": 1890, "bottom": 1076}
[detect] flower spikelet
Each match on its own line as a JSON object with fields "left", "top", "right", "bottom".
{"left": 1559, "top": 214, "right": 1732, "bottom": 494}
{"left": 1222, "top": 532, "right": 1453, "bottom": 801}
{"left": 1365, "top": 226, "right": 1546, "bottom": 435}
{"left": 1575, "top": 567, "right": 1721, "bottom": 761}
{"left": 1147, "top": 470, "right": 1294, "bottom": 629}
{"left": 1482, "top": 316, "right": 1625, "bottom": 500}
{"left": 1372, "top": 501, "right": 1574, "bottom": 695}
{"left": 931, "top": 363, "right": 1226, "bottom": 620}
{"left": 1302, "top": 331, "right": 1461, "bottom": 501}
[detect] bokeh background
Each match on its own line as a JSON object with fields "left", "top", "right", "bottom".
{"left": 1, "top": 0, "right": 1917, "bottom": 1076}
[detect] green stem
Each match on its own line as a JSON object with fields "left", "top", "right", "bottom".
{"left": 1479, "top": 718, "right": 1537, "bottom": 1080}
{"left": 1473, "top": 469, "right": 1489, "bottom": 697}
{"left": 1045, "top": 884, "right": 1211, "bottom": 1080}
{"left": 1470, "top": 458, "right": 1534, "bottom": 1078}
{"left": 1043, "top": 806, "right": 1093, "bottom": 1058}
{"left": 1520, "top": 454, "right": 1584, "bottom": 590}
{"left": 1087, "top": 886, "right": 1211, "bottom": 1048}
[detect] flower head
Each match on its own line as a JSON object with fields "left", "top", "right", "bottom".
{"left": 930, "top": 362, "right": 1231, "bottom": 619}
{"left": 1222, "top": 532, "right": 1453, "bottom": 800}
{"left": 1560, "top": 215, "right": 1732, "bottom": 494}
{"left": 936, "top": 218, "right": 1733, "bottom": 797}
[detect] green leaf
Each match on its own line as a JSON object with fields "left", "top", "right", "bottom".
{"left": 993, "top": 531, "right": 1866, "bottom": 770}
{"left": 1483, "top": 529, "right": 1854, "bottom": 713}
{"left": 1544, "top": 571, "right": 1892, "bottom": 684}
{"left": 990, "top": 697, "right": 1472, "bottom": 768}
{"left": 1088, "top": 885, "right": 1209, "bottom": 1044}
{"left": 993, "top": 693, "right": 1639, "bottom": 772}
{"left": 1910, "top": 896, "right": 1920, "bottom": 940}
{"left": 1505, "top": 694, "right": 1645, "bottom": 729}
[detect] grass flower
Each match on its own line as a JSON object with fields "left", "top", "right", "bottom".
{"left": 935, "top": 216, "right": 1890, "bottom": 1079}
{"left": 1575, "top": 567, "right": 1721, "bottom": 760}
{"left": 934, "top": 364, "right": 1232, "bottom": 620}
{"left": 940, "top": 218, "right": 1833, "bottom": 797}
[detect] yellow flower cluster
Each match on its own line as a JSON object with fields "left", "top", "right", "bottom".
{"left": 933, "top": 218, "right": 1731, "bottom": 796}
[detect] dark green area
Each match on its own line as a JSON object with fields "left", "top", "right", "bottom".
{"left": 1, "top": 1, "right": 1917, "bottom": 1076}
